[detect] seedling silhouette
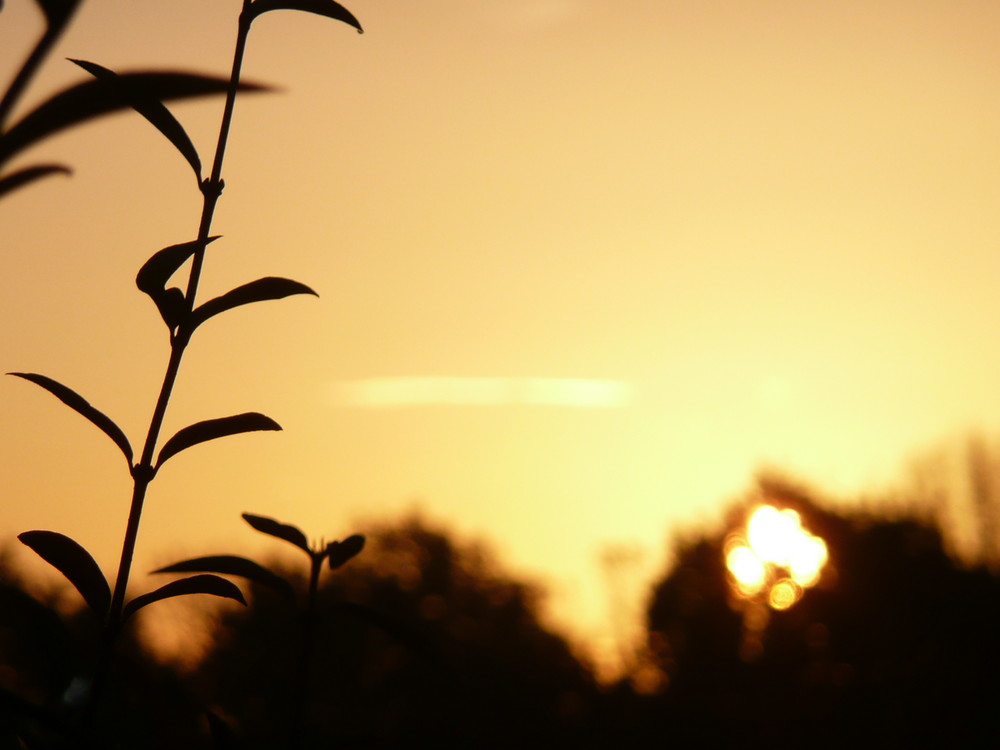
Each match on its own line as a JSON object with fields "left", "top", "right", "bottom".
{"left": 156, "top": 512, "right": 366, "bottom": 748}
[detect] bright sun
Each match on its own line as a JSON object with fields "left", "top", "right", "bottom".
{"left": 725, "top": 505, "right": 828, "bottom": 610}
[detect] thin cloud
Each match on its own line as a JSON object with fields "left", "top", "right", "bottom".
{"left": 331, "top": 377, "right": 634, "bottom": 409}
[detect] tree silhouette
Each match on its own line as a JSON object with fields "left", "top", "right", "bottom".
{"left": 642, "top": 477, "right": 1000, "bottom": 748}
{"left": 188, "top": 514, "right": 603, "bottom": 749}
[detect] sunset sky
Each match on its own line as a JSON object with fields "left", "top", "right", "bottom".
{"left": 3, "top": 0, "right": 1000, "bottom": 665}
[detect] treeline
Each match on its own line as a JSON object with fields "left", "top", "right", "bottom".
{"left": 4, "top": 479, "right": 1000, "bottom": 748}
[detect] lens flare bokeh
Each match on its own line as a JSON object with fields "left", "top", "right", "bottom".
{"left": 725, "top": 505, "right": 828, "bottom": 609}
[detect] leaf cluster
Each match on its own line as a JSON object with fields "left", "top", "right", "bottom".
{"left": 0, "top": 0, "right": 361, "bottom": 198}
{"left": 4, "top": 1, "right": 367, "bottom": 742}
{"left": 155, "top": 513, "right": 366, "bottom": 604}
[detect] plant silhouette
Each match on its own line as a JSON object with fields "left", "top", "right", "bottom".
{"left": 8, "top": 2, "right": 1000, "bottom": 748}
{"left": 154, "top": 513, "right": 366, "bottom": 748}
{"left": 2, "top": 0, "right": 364, "bottom": 745}
{"left": 185, "top": 515, "right": 602, "bottom": 749}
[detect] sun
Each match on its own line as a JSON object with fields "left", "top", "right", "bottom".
{"left": 725, "top": 505, "right": 828, "bottom": 609}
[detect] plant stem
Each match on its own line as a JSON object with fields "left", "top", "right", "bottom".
{"left": 104, "top": 0, "right": 252, "bottom": 634}
{"left": 106, "top": 343, "right": 184, "bottom": 625}
{"left": 185, "top": 4, "right": 252, "bottom": 307}
{"left": 290, "top": 553, "right": 324, "bottom": 750}
{"left": 91, "top": 2, "right": 255, "bottom": 722}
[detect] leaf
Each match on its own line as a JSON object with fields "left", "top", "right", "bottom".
{"left": 71, "top": 59, "right": 202, "bottom": 181}
{"left": 17, "top": 531, "right": 111, "bottom": 616}
{"left": 0, "top": 72, "right": 268, "bottom": 167}
{"left": 242, "top": 513, "right": 310, "bottom": 555}
{"left": 7, "top": 372, "right": 133, "bottom": 465}
{"left": 122, "top": 574, "right": 246, "bottom": 622}
{"left": 0, "top": 0, "right": 79, "bottom": 134}
{"left": 326, "top": 534, "right": 365, "bottom": 569}
{"left": 136, "top": 237, "right": 219, "bottom": 329}
{"left": 155, "top": 413, "right": 281, "bottom": 468}
{"left": 190, "top": 277, "right": 317, "bottom": 330}
{"left": 136, "top": 239, "right": 212, "bottom": 295}
{"left": 154, "top": 555, "right": 294, "bottom": 601}
{"left": 0, "top": 164, "right": 70, "bottom": 200}
{"left": 33, "top": 0, "right": 82, "bottom": 33}
{"left": 247, "top": 0, "right": 363, "bottom": 33}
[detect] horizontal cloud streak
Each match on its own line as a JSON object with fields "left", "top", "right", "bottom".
{"left": 331, "top": 377, "right": 634, "bottom": 409}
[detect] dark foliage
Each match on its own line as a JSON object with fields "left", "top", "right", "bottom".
{"left": 641, "top": 479, "right": 1000, "bottom": 748}
{"left": 190, "top": 515, "right": 603, "bottom": 749}
{"left": 7, "top": 488, "right": 1000, "bottom": 748}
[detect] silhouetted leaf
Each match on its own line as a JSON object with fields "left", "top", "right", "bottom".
{"left": 136, "top": 238, "right": 216, "bottom": 295}
{"left": 326, "top": 534, "right": 365, "bottom": 569}
{"left": 247, "top": 0, "right": 363, "bottom": 33}
{"left": 0, "top": 0, "right": 79, "bottom": 134}
{"left": 154, "top": 555, "right": 294, "bottom": 601}
{"left": 242, "top": 513, "right": 311, "bottom": 554}
{"left": 71, "top": 59, "right": 202, "bottom": 180}
{"left": 7, "top": 372, "right": 133, "bottom": 464}
{"left": 136, "top": 237, "right": 219, "bottom": 329}
{"left": 122, "top": 574, "right": 246, "bottom": 622}
{"left": 0, "top": 72, "right": 268, "bottom": 167}
{"left": 33, "top": 0, "right": 81, "bottom": 32}
{"left": 0, "top": 164, "right": 70, "bottom": 199}
{"left": 155, "top": 413, "right": 281, "bottom": 468}
{"left": 190, "top": 277, "right": 317, "bottom": 329}
{"left": 17, "top": 531, "right": 111, "bottom": 616}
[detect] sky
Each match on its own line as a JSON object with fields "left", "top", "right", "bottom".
{"left": 3, "top": 0, "right": 1000, "bottom": 669}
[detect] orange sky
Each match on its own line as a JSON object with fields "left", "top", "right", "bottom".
{"left": 3, "top": 0, "right": 1000, "bottom": 665}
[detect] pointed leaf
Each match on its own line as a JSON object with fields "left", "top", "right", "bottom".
{"left": 18, "top": 531, "right": 111, "bottom": 616}
{"left": 122, "top": 574, "right": 246, "bottom": 622}
{"left": 0, "top": 72, "right": 268, "bottom": 167}
{"left": 190, "top": 277, "right": 317, "bottom": 330}
{"left": 0, "top": 164, "right": 70, "bottom": 200}
{"left": 248, "top": 0, "right": 363, "bottom": 33}
{"left": 154, "top": 555, "right": 294, "bottom": 601}
{"left": 242, "top": 513, "right": 310, "bottom": 555}
{"left": 8, "top": 372, "right": 133, "bottom": 465}
{"left": 71, "top": 59, "right": 202, "bottom": 180}
{"left": 136, "top": 238, "right": 219, "bottom": 329}
{"left": 136, "top": 239, "right": 215, "bottom": 296}
{"left": 326, "top": 534, "right": 365, "bottom": 569}
{"left": 155, "top": 413, "right": 281, "bottom": 469}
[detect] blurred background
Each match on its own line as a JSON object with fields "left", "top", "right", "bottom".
{"left": 3, "top": 0, "right": 1000, "bottom": 690}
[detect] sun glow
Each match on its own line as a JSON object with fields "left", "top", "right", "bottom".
{"left": 725, "top": 505, "right": 828, "bottom": 609}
